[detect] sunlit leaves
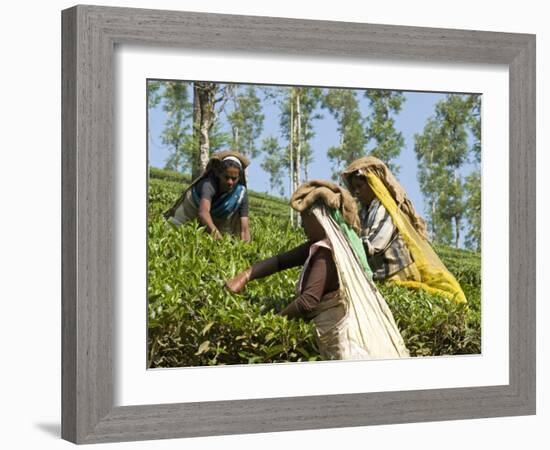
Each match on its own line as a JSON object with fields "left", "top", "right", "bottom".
{"left": 148, "top": 169, "right": 481, "bottom": 367}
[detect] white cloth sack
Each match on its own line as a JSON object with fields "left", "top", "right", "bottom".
{"left": 305, "top": 206, "right": 409, "bottom": 360}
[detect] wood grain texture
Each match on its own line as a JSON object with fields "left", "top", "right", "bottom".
{"left": 61, "top": 6, "right": 77, "bottom": 443}
{"left": 508, "top": 36, "right": 536, "bottom": 413}
{"left": 61, "top": 4, "right": 536, "bottom": 444}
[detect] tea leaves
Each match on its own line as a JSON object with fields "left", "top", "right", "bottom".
{"left": 148, "top": 169, "right": 481, "bottom": 367}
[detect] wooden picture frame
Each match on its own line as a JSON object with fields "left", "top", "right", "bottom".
{"left": 61, "top": 4, "right": 536, "bottom": 444}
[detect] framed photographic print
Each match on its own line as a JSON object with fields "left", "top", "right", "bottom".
{"left": 146, "top": 78, "right": 481, "bottom": 371}
{"left": 62, "top": 4, "right": 535, "bottom": 444}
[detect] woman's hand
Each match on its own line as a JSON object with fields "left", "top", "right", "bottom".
{"left": 225, "top": 268, "right": 252, "bottom": 294}
{"left": 225, "top": 256, "right": 279, "bottom": 293}
{"left": 198, "top": 197, "right": 221, "bottom": 239}
{"left": 240, "top": 217, "right": 251, "bottom": 242}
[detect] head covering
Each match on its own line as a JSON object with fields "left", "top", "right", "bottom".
{"left": 210, "top": 150, "right": 250, "bottom": 168}
{"left": 290, "top": 180, "right": 371, "bottom": 276}
{"left": 290, "top": 180, "right": 361, "bottom": 234}
{"left": 222, "top": 155, "right": 243, "bottom": 169}
{"left": 342, "top": 156, "right": 429, "bottom": 241}
{"left": 208, "top": 150, "right": 250, "bottom": 186}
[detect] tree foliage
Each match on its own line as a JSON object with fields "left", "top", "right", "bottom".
{"left": 464, "top": 95, "right": 481, "bottom": 250}
{"left": 364, "top": 90, "right": 406, "bottom": 173}
{"left": 147, "top": 80, "right": 235, "bottom": 177}
{"left": 149, "top": 82, "right": 481, "bottom": 249}
{"left": 278, "top": 87, "right": 323, "bottom": 180}
{"left": 415, "top": 94, "right": 481, "bottom": 248}
{"left": 191, "top": 82, "right": 234, "bottom": 178}
{"left": 160, "top": 81, "right": 192, "bottom": 173}
{"left": 321, "top": 89, "right": 366, "bottom": 180}
{"left": 464, "top": 170, "right": 481, "bottom": 250}
{"left": 260, "top": 136, "right": 286, "bottom": 197}
{"left": 147, "top": 80, "right": 162, "bottom": 109}
{"left": 227, "top": 85, "right": 264, "bottom": 158}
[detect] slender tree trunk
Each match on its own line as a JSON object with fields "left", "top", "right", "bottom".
{"left": 294, "top": 89, "right": 302, "bottom": 226}
{"left": 288, "top": 91, "right": 294, "bottom": 226}
{"left": 454, "top": 215, "right": 461, "bottom": 248}
{"left": 338, "top": 132, "right": 344, "bottom": 174}
{"left": 192, "top": 84, "right": 202, "bottom": 179}
{"left": 199, "top": 117, "right": 211, "bottom": 174}
{"left": 233, "top": 127, "right": 239, "bottom": 151}
{"left": 429, "top": 147, "right": 436, "bottom": 241}
{"left": 431, "top": 198, "right": 436, "bottom": 241}
{"left": 454, "top": 168, "right": 461, "bottom": 248}
{"left": 231, "top": 94, "right": 239, "bottom": 152}
{"left": 195, "top": 82, "right": 216, "bottom": 176}
{"left": 295, "top": 89, "right": 301, "bottom": 188}
{"left": 175, "top": 137, "right": 181, "bottom": 172}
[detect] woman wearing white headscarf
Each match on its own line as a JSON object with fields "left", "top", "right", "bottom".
{"left": 164, "top": 150, "right": 251, "bottom": 242}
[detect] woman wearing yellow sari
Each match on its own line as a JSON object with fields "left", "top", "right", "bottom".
{"left": 342, "top": 156, "right": 466, "bottom": 303}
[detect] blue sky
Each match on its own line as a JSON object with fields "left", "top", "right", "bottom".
{"left": 148, "top": 84, "right": 477, "bottom": 222}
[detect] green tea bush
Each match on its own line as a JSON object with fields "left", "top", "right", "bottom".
{"left": 148, "top": 217, "right": 318, "bottom": 367}
{"left": 150, "top": 167, "right": 192, "bottom": 184}
{"left": 148, "top": 168, "right": 482, "bottom": 367}
{"left": 433, "top": 244, "right": 482, "bottom": 287}
{"left": 378, "top": 283, "right": 480, "bottom": 356}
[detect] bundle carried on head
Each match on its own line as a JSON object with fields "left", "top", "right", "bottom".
{"left": 290, "top": 180, "right": 361, "bottom": 234}
{"left": 342, "top": 156, "right": 429, "bottom": 240}
{"left": 209, "top": 150, "right": 250, "bottom": 169}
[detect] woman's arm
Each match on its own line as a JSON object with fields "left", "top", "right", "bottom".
{"left": 225, "top": 256, "right": 278, "bottom": 293}
{"left": 240, "top": 217, "right": 251, "bottom": 242}
{"left": 197, "top": 197, "right": 222, "bottom": 239}
{"left": 225, "top": 241, "right": 312, "bottom": 293}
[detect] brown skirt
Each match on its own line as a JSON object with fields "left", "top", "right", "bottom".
{"left": 307, "top": 291, "right": 348, "bottom": 360}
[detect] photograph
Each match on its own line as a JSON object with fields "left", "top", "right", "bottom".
{"left": 146, "top": 80, "right": 482, "bottom": 368}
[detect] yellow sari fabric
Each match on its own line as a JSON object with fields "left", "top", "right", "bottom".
{"left": 366, "top": 173, "right": 467, "bottom": 303}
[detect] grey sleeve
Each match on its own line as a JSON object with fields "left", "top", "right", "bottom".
{"left": 362, "top": 203, "right": 396, "bottom": 256}
{"left": 239, "top": 191, "right": 249, "bottom": 217}
{"left": 198, "top": 178, "right": 217, "bottom": 202}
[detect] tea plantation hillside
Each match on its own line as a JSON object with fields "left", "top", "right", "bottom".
{"left": 148, "top": 168, "right": 481, "bottom": 367}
